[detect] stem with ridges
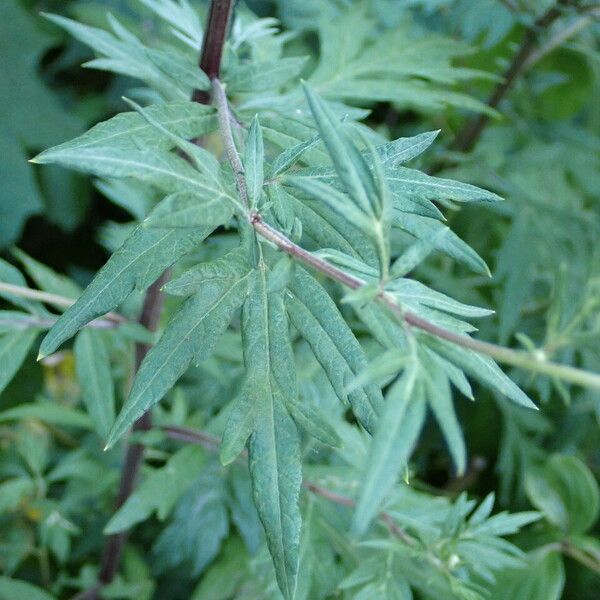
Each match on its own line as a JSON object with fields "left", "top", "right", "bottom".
{"left": 211, "top": 76, "right": 600, "bottom": 393}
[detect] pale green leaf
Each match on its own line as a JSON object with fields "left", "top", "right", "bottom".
{"left": 104, "top": 446, "right": 205, "bottom": 533}
{"left": 386, "top": 278, "right": 493, "bottom": 318}
{"left": 286, "top": 176, "right": 373, "bottom": 232}
{"left": 245, "top": 116, "right": 265, "bottom": 209}
{"left": 286, "top": 268, "right": 383, "bottom": 433}
{"left": 74, "top": 329, "right": 115, "bottom": 439}
{"left": 353, "top": 365, "right": 426, "bottom": 534}
{"left": 106, "top": 259, "right": 252, "bottom": 448}
{"left": 284, "top": 396, "right": 341, "bottom": 447}
{"left": 423, "top": 337, "right": 536, "bottom": 409}
{"left": 39, "top": 225, "right": 212, "bottom": 358}
{"left": 13, "top": 248, "right": 81, "bottom": 299}
{"left": 0, "top": 577, "right": 55, "bottom": 600}
{"left": 243, "top": 268, "right": 301, "bottom": 600}
{"left": 146, "top": 47, "right": 210, "bottom": 92}
{"left": 421, "top": 353, "right": 467, "bottom": 475}
{"left": 488, "top": 550, "right": 564, "bottom": 600}
{"left": 0, "top": 258, "right": 41, "bottom": 313}
{"left": 227, "top": 57, "right": 308, "bottom": 93}
{"left": 525, "top": 454, "right": 599, "bottom": 534}
{"left": 397, "top": 214, "right": 490, "bottom": 275}
{"left": 385, "top": 166, "right": 503, "bottom": 205}
{"left": 375, "top": 130, "right": 440, "bottom": 166}
{"left": 33, "top": 102, "right": 215, "bottom": 161}
{"left": 220, "top": 392, "right": 255, "bottom": 466}
{"left": 271, "top": 134, "right": 321, "bottom": 177}
{"left": 0, "top": 402, "right": 92, "bottom": 429}
{"left": 303, "top": 84, "right": 379, "bottom": 216}
{"left": 165, "top": 250, "right": 249, "bottom": 297}
{"left": 0, "top": 329, "right": 39, "bottom": 396}
{"left": 144, "top": 192, "right": 235, "bottom": 229}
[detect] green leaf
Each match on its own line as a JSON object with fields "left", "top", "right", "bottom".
{"left": 286, "top": 176, "right": 373, "bottom": 233}
{"left": 525, "top": 454, "right": 599, "bottom": 534}
{"left": 144, "top": 192, "right": 235, "bottom": 229}
{"left": 220, "top": 393, "right": 255, "bottom": 466}
{"left": 33, "top": 102, "right": 216, "bottom": 162}
{"left": 13, "top": 248, "right": 81, "bottom": 299}
{"left": 284, "top": 397, "right": 341, "bottom": 447}
{"left": 397, "top": 214, "right": 490, "bottom": 275}
{"left": 191, "top": 538, "right": 249, "bottom": 600}
{"left": 0, "top": 402, "right": 92, "bottom": 429}
{"left": 74, "top": 329, "right": 115, "bottom": 439}
{"left": 146, "top": 47, "right": 210, "bottom": 93}
{"left": 286, "top": 268, "right": 383, "bottom": 433}
{"left": 390, "top": 227, "right": 450, "bottom": 278}
{"left": 311, "top": 8, "right": 494, "bottom": 115}
{"left": 164, "top": 250, "right": 249, "bottom": 297}
{"left": 106, "top": 256, "right": 252, "bottom": 448}
{"left": 0, "top": 478, "right": 35, "bottom": 514}
{"left": 0, "top": 329, "right": 39, "bottom": 396}
{"left": 0, "top": 577, "right": 55, "bottom": 600}
{"left": 353, "top": 363, "right": 427, "bottom": 534}
{"left": 421, "top": 352, "right": 466, "bottom": 475}
{"left": 243, "top": 267, "right": 302, "bottom": 600}
{"left": 245, "top": 116, "right": 265, "bottom": 209}
{"left": 423, "top": 336, "right": 536, "bottom": 410}
{"left": 385, "top": 166, "right": 503, "bottom": 205}
{"left": 375, "top": 130, "right": 440, "bottom": 166}
{"left": 386, "top": 278, "right": 493, "bottom": 318}
{"left": 271, "top": 134, "right": 321, "bottom": 177}
{"left": 0, "top": 1, "right": 80, "bottom": 247}
{"left": 36, "top": 143, "right": 220, "bottom": 200}
{"left": 227, "top": 57, "right": 308, "bottom": 93}
{"left": 39, "top": 225, "right": 212, "bottom": 358}
{"left": 152, "top": 462, "right": 229, "bottom": 577}
{"left": 488, "top": 550, "right": 564, "bottom": 600}
{"left": 302, "top": 84, "right": 379, "bottom": 217}
{"left": 43, "top": 13, "right": 185, "bottom": 99}
{"left": 0, "top": 257, "right": 41, "bottom": 313}
{"left": 104, "top": 446, "right": 205, "bottom": 534}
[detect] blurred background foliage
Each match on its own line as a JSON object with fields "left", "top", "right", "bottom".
{"left": 1, "top": 0, "right": 599, "bottom": 598}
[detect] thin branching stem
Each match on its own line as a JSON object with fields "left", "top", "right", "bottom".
{"left": 450, "top": 0, "right": 578, "bottom": 154}
{"left": 0, "top": 282, "right": 125, "bottom": 324}
{"left": 522, "top": 9, "right": 600, "bottom": 70}
{"left": 210, "top": 76, "right": 600, "bottom": 393}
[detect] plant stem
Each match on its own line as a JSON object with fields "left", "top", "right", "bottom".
{"left": 210, "top": 76, "right": 600, "bottom": 393}
{"left": 450, "top": 0, "right": 576, "bottom": 154}
{"left": 251, "top": 215, "right": 600, "bottom": 391}
{"left": 97, "top": 272, "right": 168, "bottom": 588}
{"left": 192, "top": 0, "right": 234, "bottom": 103}
{"left": 92, "top": 3, "right": 233, "bottom": 593}
{"left": 0, "top": 282, "right": 124, "bottom": 324}
{"left": 562, "top": 540, "right": 600, "bottom": 575}
{"left": 522, "top": 9, "right": 600, "bottom": 70}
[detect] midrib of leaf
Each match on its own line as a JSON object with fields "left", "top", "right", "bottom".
{"left": 385, "top": 169, "right": 502, "bottom": 201}
{"left": 43, "top": 111, "right": 213, "bottom": 152}
{"left": 48, "top": 152, "right": 231, "bottom": 201}
{"left": 114, "top": 272, "right": 252, "bottom": 435}
{"left": 249, "top": 263, "right": 298, "bottom": 599}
